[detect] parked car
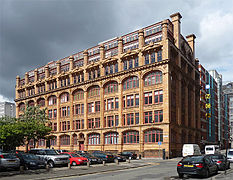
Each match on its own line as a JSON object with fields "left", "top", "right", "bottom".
{"left": 106, "top": 152, "right": 126, "bottom": 162}
{"left": 16, "top": 153, "right": 46, "bottom": 170}
{"left": 227, "top": 149, "right": 233, "bottom": 162}
{"left": 29, "top": 148, "right": 69, "bottom": 168}
{"left": 0, "top": 153, "right": 20, "bottom": 171}
{"left": 61, "top": 152, "right": 88, "bottom": 166}
{"left": 182, "top": 144, "right": 201, "bottom": 157}
{"left": 91, "top": 151, "right": 115, "bottom": 163}
{"left": 205, "top": 145, "right": 220, "bottom": 154}
{"left": 119, "top": 152, "right": 137, "bottom": 159}
{"left": 177, "top": 155, "right": 218, "bottom": 178}
{"left": 208, "top": 154, "right": 230, "bottom": 170}
{"left": 56, "top": 150, "right": 70, "bottom": 154}
{"left": 78, "top": 153, "right": 103, "bottom": 164}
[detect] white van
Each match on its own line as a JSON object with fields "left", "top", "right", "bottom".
{"left": 205, "top": 145, "right": 220, "bottom": 154}
{"left": 182, "top": 144, "right": 201, "bottom": 157}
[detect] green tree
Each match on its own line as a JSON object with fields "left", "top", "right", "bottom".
{"left": 19, "top": 105, "right": 52, "bottom": 152}
{"left": 0, "top": 116, "right": 25, "bottom": 151}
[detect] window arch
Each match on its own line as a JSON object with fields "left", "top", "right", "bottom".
{"left": 48, "top": 95, "right": 57, "bottom": 106}
{"left": 87, "top": 86, "right": 100, "bottom": 98}
{"left": 19, "top": 103, "right": 25, "bottom": 111}
{"left": 104, "top": 81, "right": 118, "bottom": 94}
{"left": 37, "top": 98, "right": 45, "bottom": 107}
{"left": 144, "top": 71, "right": 162, "bottom": 86}
{"left": 88, "top": 133, "right": 100, "bottom": 145}
{"left": 104, "top": 132, "right": 118, "bottom": 144}
{"left": 28, "top": 100, "right": 34, "bottom": 107}
{"left": 123, "top": 76, "right": 139, "bottom": 90}
{"left": 123, "top": 131, "right": 139, "bottom": 144}
{"left": 60, "top": 135, "right": 70, "bottom": 146}
{"left": 60, "top": 92, "right": 69, "bottom": 103}
{"left": 144, "top": 129, "right": 163, "bottom": 143}
{"left": 73, "top": 89, "right": 84, "bottom": 101}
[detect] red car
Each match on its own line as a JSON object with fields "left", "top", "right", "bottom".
{"left": 62, "top": 152, "right": 88, "bottom": 166}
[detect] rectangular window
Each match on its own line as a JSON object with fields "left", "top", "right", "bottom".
{"left": 154, "top": 90, "right": 163, "bottom": 104}
{"left": 124, "top": 61, "right": 127, "bottom": 70}
{"left": 115, "top": 98, "right": 119, "bottom": 109}
{"left": 115, "top": 115, "right": 119, "bottom": 126}
{"left": 135, "top": 94, "right": 139, "bottom": 106}
{"left": 107, "top": 116, "right": 114, "bottom": 127}
{"left": 54, "top": 109, "right": 57, "bottom": 118}
{"left": 129, "top": 59, "right": 133, "bottom": 69}
{"left": 134, "top": 57, "right": 138, "bottom": 67}
{"left": 127, "top": 113, "right": 134, "bottom": 125}
{"left": 151, "top": 52, "right": 155, "bottom": 63}
{"left": 144, "top": 92, "right": 152, "bottom": 105}
{"left": 88, "top": 102, "right": 95, "bottom": 113}
{"left": 157, "top": 50, "right": 162, "bottom": 62}
{"left": 107, "top": 98, "right": 114, "bottom": 110}
{"left": 95, "top": 101, "right": 100, "bottom": 112}
{"left": 95, "top": 118, "right": 100, "bottom": 128}
{"left": 155, "top": 110, "right": 163, "bottom": 122}
{"left": 53, "top": 123, "right": 57, "bottom": 131}
{"left": 88, "top": 118, "right": 95, "bottom": 129}
{"left": 127, "top": 95, "right": 134, "bottom": 107}
{"left": 145, "top": 54, "right": 150, "bottom": 65}
{"left": 135, "top": 113, "right": 139, "bottom": 124}
{"left": 144, "top": 111, "right": 153, "bottom": 124}
{"left": 105, "top": 66, "right": 109, "bottom": 76}
{"left": 48, "top": 110, "right": 53, "bottom": 119}
{"left": 115, "top": 63, "right": 118, "bottom": 73}
{"left": 110, "top": 64, "right": 114, "bottom": 74}
{"left": 123, "top": 97, "right": 126, "bottom": 108}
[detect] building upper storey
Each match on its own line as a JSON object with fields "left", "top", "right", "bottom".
{"left": 15, "top": 12, "right": 199, "bottom": 101}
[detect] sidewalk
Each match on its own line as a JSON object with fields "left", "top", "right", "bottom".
{"left": 0, "top": 158, "right": 167, "bottom": 180}
{"left": 214, "top": 168, "right": 233, "bottom": 180}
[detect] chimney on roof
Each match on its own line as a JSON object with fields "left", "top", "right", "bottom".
{"left": 186, "top": 34, "right": 196, "bottom": 59}
{"left": 170, "top": 12, "right": 182, "bottom": 49}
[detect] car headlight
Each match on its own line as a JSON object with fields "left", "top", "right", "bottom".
{"left": 78, "top": 159, "right": 82, "bottom": 161}
{"left": 29, "top": 162, "right": 36, "bottom": 165}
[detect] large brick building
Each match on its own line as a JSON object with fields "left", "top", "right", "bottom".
{"left": 15, "top": 12, "right": 201, "bottom": 157}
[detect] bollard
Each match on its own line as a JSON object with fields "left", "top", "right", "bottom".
{"left": 68, "top": 163, "right": 71, "bottom": 169}
{"left": 87, "top": 161, "right": 90, "bottom": 167}
{"left": 20, "top": 166, "right": 24, "bottom": 173}
{"left": 46, "top": 164, "right": 50, "bottom": 172}
{"left": 115, "top": 159, "right": 119, "bottom": 165}
{"left": 103, "top": 160, "right": 106, "bottom": 166}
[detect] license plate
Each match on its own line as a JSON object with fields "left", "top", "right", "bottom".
{"left": 8, "top": 160, "right": 16, "bottom": 162}
{"left": 184, "top": 165, "right": 193, "bottom": 167}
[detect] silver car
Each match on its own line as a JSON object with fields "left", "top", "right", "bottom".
{"left": 0, "top": 153, "right": 20, "bottom": 170}
{"left": 227, "top": 149, "right": 233, "bottom": 163}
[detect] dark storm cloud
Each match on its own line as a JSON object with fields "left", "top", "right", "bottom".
{"left": 1, "top": 0, "right": 233, "bottom": 101}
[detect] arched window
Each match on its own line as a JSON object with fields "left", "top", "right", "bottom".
{"left": 144, "top": 71, "right": 162, "bottom": 86}
{"left": 19, "top": 103, "right": 25, "bottom": 111}
{"left": 50, "top": 136, "right": 57, "bottom": 146}
{"left": 48, "top": 95, "right": 57, "bottom": 106}
{"left": 104, "top": 82, "right": 118, "bottom": 94}
{"left": 73, "top": 90, "right": 84, "bottom": 101}
{"left": 37, "top": 98, "right": 45, "bottom": 107}
{"left": 105, "top": 132, "right": 118, "bottom": 144}
{"left": 73, "top": 134, "right": 78, "bottom": 145}
{"left": 28, "top": 100, "right": 34, "bottom": 107}
{"left": 60, "top": 92, "right": 69, "bottom": 103}
{"left": 88, "top": 133, "right": 100, "bottom": 145}
{"left": 60, "top": 135, "right": 70, "bottom": 145}
{"left": 123, "top": 76, "right": 139, "bottom": 90}
{"left": 87, "top": 86, "right": 100, "bottom": 98}
{"left": 123, "top": 131, "right": 139, "bottom": 144}
{"left": 144, "top": 129, "right": 163, "bottom": 143}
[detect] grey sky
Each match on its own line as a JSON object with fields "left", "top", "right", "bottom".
{"left": 1, "top": 0, "right": 233, "bottom": 102}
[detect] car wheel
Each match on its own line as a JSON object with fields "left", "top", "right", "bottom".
{"left": 48, "top": 161, "right": 54, "bottom": 168}
{"left": 205, "top": 169, "right": 210, "bottom": 178}
{"left": 178, "top": 173, "right": 184, "bottom": 178}
{"left": 72, "top": 161, "right": 77, "bottom": 166}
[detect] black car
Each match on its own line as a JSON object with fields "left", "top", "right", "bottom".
{"left": 208, "top": 154, "right": 230, "bottom": 170}
{"left": 91, "top": 151, "right": 115, "bottom": 163}
{"left": 177, "top": 155, "right": 218, "bottom": 178}
{"left": 119, "top": 152, "right": 137, "bottom": 159}
{"left": 105, "top": 152, "right": 126, "bottom": 162}
{"left": 78, "top": 153, "right": 103, "bottom": 164}
{"left": 16, "top": 153, "right": 46, "bottom": 170}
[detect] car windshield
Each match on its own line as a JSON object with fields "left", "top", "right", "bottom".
{"left": 45, "top": 150, "right": 58, "bottom": 155}
{"left": 71, "top": 154, "right": 80, "bottom": 157}
{"left": 211, "top": 155, "right": 222, "bottom": 159}
{"left": 2, "top": 154, "right": 17, "bottom": 159}
{"left": 228, "top": 151, "right": 233, "bottom": 155}
{"left": 182, "top": 156, "right": 203, "bottom": 162}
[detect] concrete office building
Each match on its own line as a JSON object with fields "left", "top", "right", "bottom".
{"left": 0, "top": 101, "right": 16, "bottom": 118}
{"left": 15, "top": 13, "right": 201, "bottom": 157}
